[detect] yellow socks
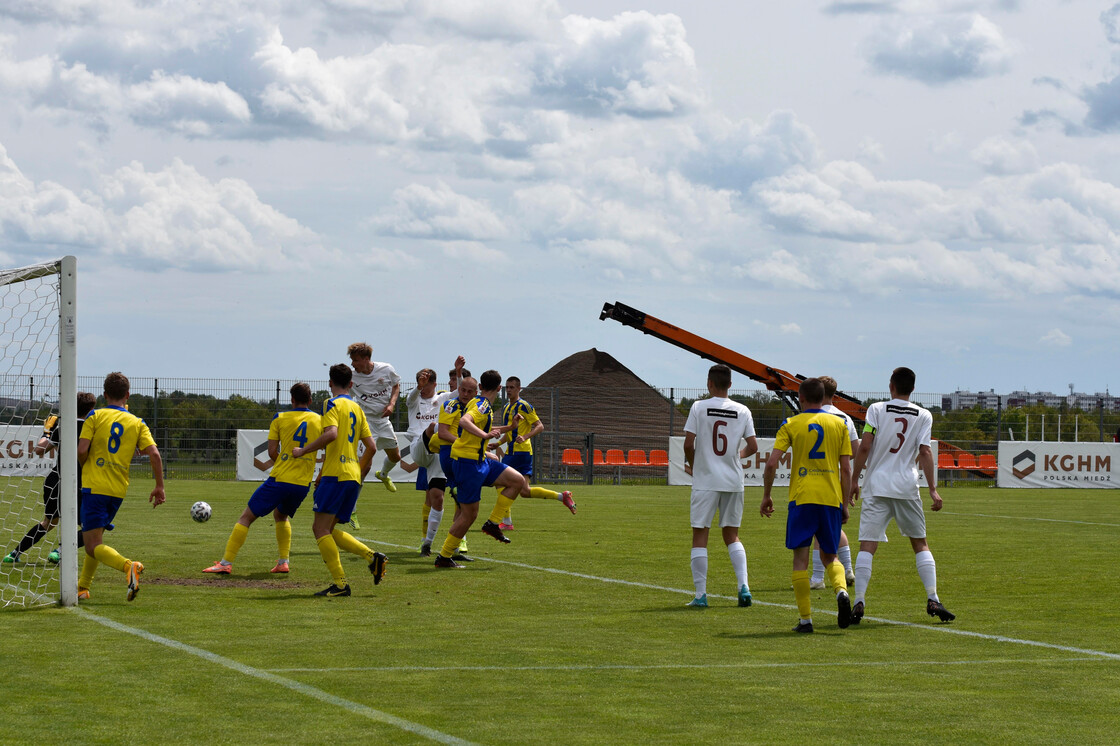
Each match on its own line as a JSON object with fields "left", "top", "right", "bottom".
{"left": 792, "top": 569, "right": 811, "bottom": 621}
{"left": 489, "top": 494, "right": 516, "bottom": 523}
{"left": 274, "top": 520, "right": 291, "bottom": 561}
{"left": 528, "top": 487, "right": 559, "bottom": 500}
{"left": 223, "top": 522, "right": 250, "bottom": 564}
{"left": 79, "top": 554, "right": 99, "bottom": 589}
{"left": 93, "top": 543, "right": 130, "bottom": 573}
{"left": 316, "top": 534, "right": 346, "bottom": 585}
{"left": 826, "top": 559, "right": 847, "bottom": 594}
{"left": 332, "top": 529, "right": 374, "bottom": 562}
{"left": 439, "top": 533, "right": 463, "bottom": 559}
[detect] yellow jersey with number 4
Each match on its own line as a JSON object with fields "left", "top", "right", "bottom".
{"left": 268, "top": 408, "right": 322, "bottom": 486}
{"left": 79, "top": 406, "right": 156, "bottom": 499}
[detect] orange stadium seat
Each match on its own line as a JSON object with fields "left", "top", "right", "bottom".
{"left": 649, "top": 450, "right": 669, "bottom": 466}
{"left": 627, "top": 449, "right": 649, "bottom": 466}
{"left": 561, "top": 448, "right": 584, "bottom": 466}
{"left": 978, "top": 454, "right": 997, "bottom": 470}
{"left": 605, "top": 449, "right": 626, "bottom": 465}
{"left": 957, "top": 452, "right": 978, "bottom": 470}
{"left": 937, "top": 452, "right": 959, "bottom": 470}
{"left": 593, "top": 450, "right": 605, "bottom": 465}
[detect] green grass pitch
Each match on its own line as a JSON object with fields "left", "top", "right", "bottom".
{"left": 3, "top": 481, "right": 1119, "bottom": 744}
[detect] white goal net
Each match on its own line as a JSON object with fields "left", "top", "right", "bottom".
{"left": 0, "top": 257, "right": 77, "bottom": 608}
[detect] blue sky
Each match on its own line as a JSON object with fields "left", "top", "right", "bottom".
{"left": 1, "top": 1, "right": 1118, "bottom": 395}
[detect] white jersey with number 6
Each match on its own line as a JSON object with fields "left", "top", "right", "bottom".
{"left": 863, "top": 398, "right": 933, "bottom": 501}
{"left": 684, "top": 397, "right": 756, "bottom": 492}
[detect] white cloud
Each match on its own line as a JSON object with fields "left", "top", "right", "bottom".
{"left": 683, "top": 111, "right": 822, "bottom": 191}
{"left": 970, "top": 136, "right": 1038, "bottom": 175}
{"left": 369, "top": 181, "right": 507, "bottom": 240}
{"left": 1039, "top": 328, "right": 1072, "bottom": 347}
{"left": 863, "top": 13, "right": 1013, "bottom": 84}
{"left": 127, "top": 71, "right": 251, "bottom": 136}
{"left": 780, "top": 323, "right": 803, "bottom": 335}
{"left": 0, "top": 141, "right": 316, "bottom": 270}
{"left": 532, "top": 11, "right": 703, "bottom": 117}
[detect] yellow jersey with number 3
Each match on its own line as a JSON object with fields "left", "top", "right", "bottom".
{"left": 268, "top": 408, "right": 323, "bottom": 486}
{"left": 773, "top": 409, "right": 851, "bottom": 507}
{"left": 319, "top": 395, "right": 371, "bottom": 483}
{"left": 79, "top": 406, "right": 156, "bottom": 499}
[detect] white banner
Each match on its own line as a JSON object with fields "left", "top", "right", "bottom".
{"left": 997, "top": 441, "right": 1119, "bottom": 488}
{"left": 668, "top": 436, "right": 937, "bottom": 488}
{"left": 236, "top": 429, "right": 419, "bottom": 483}
{"left": 0, "top": 425, "right": 56, "bottom": 476}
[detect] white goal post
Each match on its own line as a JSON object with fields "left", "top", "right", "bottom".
{"left": 0, "top": 256, "right": 77, "bottom": 608}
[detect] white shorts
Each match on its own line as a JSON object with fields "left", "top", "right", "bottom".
{"left": 858, "top": 495, "right": 926, "bottom": 542}
{"left": 690, "top": 489, "right": 744, "bottom": 529}
{"left": 411, "top": 435, "right": 438, "bottom": 473}
{"left": 369, "top": 416, "right": 399, "bottom": 451}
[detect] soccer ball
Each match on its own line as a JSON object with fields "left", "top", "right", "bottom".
{"left": 190, "top": 501, "right": 212, "bottom": 523}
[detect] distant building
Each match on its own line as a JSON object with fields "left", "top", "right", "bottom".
{"left": 943, "top": 389, "right": 1118, "bottom": 412}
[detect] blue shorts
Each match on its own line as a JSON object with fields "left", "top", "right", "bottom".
{"left": 439, "top": 447, "right": 455, "bottom": 490}
{"left": 248, "top": 478, "right": 310, "bottom": 519}
{"left": 785, "top": 501, "right": 842, "bottom": 553}
{"left": 80, "top": 491, "right": 123, "bottom": 531}
{"left": 451, "top": 458, "right": 508, "bottom": 505}
{"left": 312, "top": 477, "right": 362, "bottom": 524}
{"left": 502, "top": 451, "right": 533, "bottom": 477}
{"left": 415, "top": 466, "right": 428, "bottom": 492}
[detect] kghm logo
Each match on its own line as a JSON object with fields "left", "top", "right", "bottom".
{"left": 1012, "top": 450, "right": 1035, "bottom": 479}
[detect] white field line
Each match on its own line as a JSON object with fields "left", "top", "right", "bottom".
{"left": 269, "top": 657, "right": 1104, "bottom": 674}
{"left": 70, "top": 607, "right": 478, "bottom": 746}
{"left": 939, "top": 511, "right": 1120, "bottom": 528}
{"left": 368, "top": 539, "right": 1120, "bottom": 662}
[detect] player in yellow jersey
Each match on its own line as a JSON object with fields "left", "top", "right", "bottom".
{"left": 76, "top": 373, "right": 165, "bottom": 602}
{"left": 292, "top": 364, "right": 387, "bottom": 597}
{"left": 761, "top": 378, "right": 852, "bottom": 633}
{"left": 491, "top": 376, "right": 545, "bottom": 530}
{"left": 436, "top": 371, "right": 576, "bottom": 568}
{"left": 203, "top": 383, "right": 322, "bottom": 575}
{"left": 430, "top": 367, "right": 476, "bottom": 561}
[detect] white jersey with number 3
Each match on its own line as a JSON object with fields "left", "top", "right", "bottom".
{"left": 684, "top": 397, "right": 756, "bottom": 492}
{"left": 863, "top": 398, "right": 933, "bottom": 500}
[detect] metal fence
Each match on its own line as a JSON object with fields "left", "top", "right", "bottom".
{"left": 4, "top": 376, "right": 1116, "bottom": 484}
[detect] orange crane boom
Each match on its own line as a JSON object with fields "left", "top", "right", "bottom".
{"left": 600, "top": 301, "right": 867, "bottom": 423}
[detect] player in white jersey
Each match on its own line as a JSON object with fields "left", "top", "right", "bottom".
{"left": 849, "top": 366, "right": 955, "bottom": 624}
{"left": 682, "top": 364, "right": 759, "bottom": 609}
{"left": 348, "top": 342, "right": 402, "bottom": 493}
{"left": 810, "top": 376, "right": 858, "bottom": 588}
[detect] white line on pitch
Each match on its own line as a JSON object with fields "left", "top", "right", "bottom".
{"left": 368, "top": 539, "right": 1120, "bottom": 662}
{"left": 71, "top": 607, "right": 477, "bottom": 746}
{"left": 268, "top": 657, "right": 1103, "bottom": 674}
{"left": 939, "top": 512, "right": 1120, "bottom": 528}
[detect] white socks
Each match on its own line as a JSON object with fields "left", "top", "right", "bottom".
{"left": 915, "top": 550, "right": 939, "bottom": 602}
{"left": 425, "top": 509, "right": 443, "bottom": 543}
{"left": 838, "top": 545, "right": 853, "bottom": 576}
{"left": 854, "top": 550, "right": 874, "bottom": 604}
{"left": 811, "top": 549, "right": 825, "bottom": 583}
{"left": 727, "top": 541, "right": 749, "bottom": 590}
{"left": 690, "top": 547, "right": 708, "bottom": 598}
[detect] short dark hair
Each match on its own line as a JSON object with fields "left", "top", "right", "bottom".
{"left": 77, "top": 392, "right": 96, "bottom": 417}
{"left": 416, "top": 368, "right": 436, "bottom": 385}
{"left": 329, "top": 363, "right": 353, "bottom": 388}
{"left": 290, "top": 382, "right": 312, "bottom": 405}
{"left": 799, "top": 377, "right": 825, "bottom": 406}
{"left": 708, "top": 364, "right": 731, "bottom": 390}
{"left": 506, "top": 376, "right": 521, "bottom": 387}
{"left": 818, "top": 376, "right": 838, "bottom": 398}
{"left": 103, "top": 372, "right": 129, "bottom": 400}
{"left": 891, "top": 367, "right": 916, "bottom": 396}
{"left": 480, "top": 369, "right": 502, "bottom": 392}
